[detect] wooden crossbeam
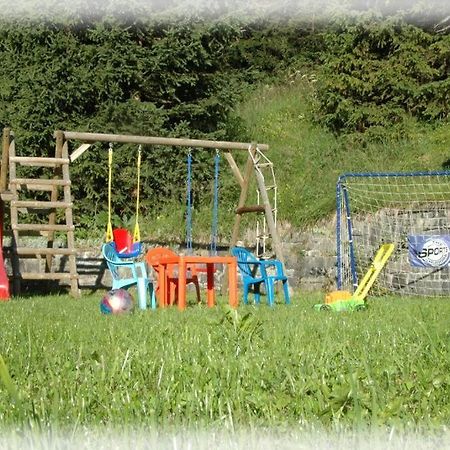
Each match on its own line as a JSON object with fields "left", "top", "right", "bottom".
{"left": 60, "top": 130, "right": 269, "bottom": 151}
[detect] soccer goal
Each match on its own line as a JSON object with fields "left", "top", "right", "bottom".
{"left": 336, "top": 171, "right": 450, "bottom": 296}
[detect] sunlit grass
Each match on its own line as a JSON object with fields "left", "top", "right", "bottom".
{"left": 236, "top": 77, "right": 450, "bottom": 227}
{"left": 73, "top": 76, "right": 450, "bottom": 244}
{"left": 1, "top": 293, "right": 450, "bottom": 431}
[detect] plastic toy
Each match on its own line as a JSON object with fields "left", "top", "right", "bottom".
{"left": 100, "top": 289, "right": 134, "bottom": 315}
{"left": 102, "top": 242, "right": 156, "bottom": 310}
{"left": 315, "top": 243, "right": 395, "bottom": 312}
{"left": 105, "top": 143, "right": 142, "bottom": 258}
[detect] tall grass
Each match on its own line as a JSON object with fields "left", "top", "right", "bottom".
{"left": 1, "top": 294, "right": 450, "bottom": 431}
{"left": 236, "top": 76, "right": 450, "bottom": 227}
{"left": 76, "top": 76, "right": 450, "bottom": 244}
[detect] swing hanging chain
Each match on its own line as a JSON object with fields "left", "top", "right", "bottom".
{"left": 106, "top": 142, "right": 114, "bottom": 242}
{"left": 186, "top": 149, "right": 193, "bottom": 254}
{"left": 210, "top": 149, "right": 220, "bottom": 255}
{"left": 133, "top": 144, "right": 142, "bottom": 244}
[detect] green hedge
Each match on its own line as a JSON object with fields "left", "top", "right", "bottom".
{"left": 315, "top": 16, "right": 450, "bottom": 140}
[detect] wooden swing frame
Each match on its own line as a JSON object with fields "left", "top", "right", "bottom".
{"left": 0, "top": 129, "right": 285, "bottom": 297}
{"left": 62, "top": 131, "right": 285, "bottom": 265}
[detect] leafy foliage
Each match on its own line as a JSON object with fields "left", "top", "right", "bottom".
{"left": 315, "top": 17, "right": 450, "bottom": 140}
{"left": 0, "top": 16, "right": 258, "bottom": 231}
{"left": 0, "top": 11, "right": 448, "bottom": 235}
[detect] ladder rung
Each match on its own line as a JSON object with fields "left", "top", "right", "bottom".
{"left": 256, "top": 163, "right": 273, "bottom": 168}
{"left": 236, "top": 205, "right": 265, "bottom": 214}
{"left": 18, "top": 272, "right": 78, "bottom": 280}
{"left": 0, "top": 191, "right": 14, "bottom": 201}
{"left": 11, "top": 200, "right": 73, "bottom": 209}
{"left": 10, "top": 157, "right": 70, "bottom": 167}
{"left": 11, "top": 178, "right": 70, "bottom": 186}
{"left": 17, "top": 208, "right": 53, "bottom": 215}
{"left": 20, "top": 185, "right": 54, "bottom": 192}
{"left": 13, "top": 224, "right": 75, "bottom": 232}
{"left": 11, "top": 179, "right": 70, "bottom": 191}
{"left": 13, "top": 247, "right": 77, "bottom": 256}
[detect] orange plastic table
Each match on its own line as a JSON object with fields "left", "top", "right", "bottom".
{"left": 157, "top": 255, "right": 238, "bottom": 310}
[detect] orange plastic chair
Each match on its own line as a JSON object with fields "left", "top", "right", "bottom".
{"left": 145, "top": 247, "right": 201, "bottom": 306}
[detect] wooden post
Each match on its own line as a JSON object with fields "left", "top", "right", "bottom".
{"left": 254, "top": 167, "right": 285, "bottom": 265}
{"left": 223, "top": 151, "right": 244, "bottom": 188}
{"left": 1, "top": 128, "right": 10, "bottom": 193}
{"left": 61, "top": 140, "right": 80, "bottom": 297}
{"left": 8, "top": 136, "right": 20, "bottom": 295}
{"left": 61, "top": 131, "right": 268, "bottom": 151}
{"left": 229, "top": 144, "right": 258, "bottom": 250}
{"left": 221, "top": 144, "right": 258, "bottom": 294}
{"left": 46, "top": 131, "right": 63, "bottom": 272}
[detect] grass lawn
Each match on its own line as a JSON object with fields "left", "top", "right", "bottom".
{"left": 1, "top": 292, "right": 450, "bottom": 433}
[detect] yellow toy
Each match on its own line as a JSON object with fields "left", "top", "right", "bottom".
{"left": 316, "top": 243, "right": 395, "bottom": 311}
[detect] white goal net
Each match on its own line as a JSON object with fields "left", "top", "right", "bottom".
{"left": 337, "top": 172, "right": 450, "bottom": 296}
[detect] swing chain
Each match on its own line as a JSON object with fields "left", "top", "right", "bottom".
{"left": 133, "top": 145, "right": 142, "bottom": 244}
{"left": 210, "top": 149, "right": 220, "bottom": 255}
{"left": 106, "top": 142, "right": 114, "bottom": 242}
{"left": 186, "top": 148, "right": 193, "bottom": 254}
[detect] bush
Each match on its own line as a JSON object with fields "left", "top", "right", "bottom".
{"left": 315, "top": 17, "right": 450, "bottom": 139}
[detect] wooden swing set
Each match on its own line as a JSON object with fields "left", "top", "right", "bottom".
{"left": 0, "top": 129, "right": 285, "bottom": 297}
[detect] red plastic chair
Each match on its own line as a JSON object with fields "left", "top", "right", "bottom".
{"left": 145, "top": 247, "right": 201, "bottom": 306}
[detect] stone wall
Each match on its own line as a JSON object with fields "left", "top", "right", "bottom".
{"left": 7, "top": 208, "right": 450, "bottom": 296}
{"left": 2, "top": 220, "right": 339, "bottom": 294}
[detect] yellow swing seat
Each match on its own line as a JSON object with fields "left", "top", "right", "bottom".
{"left": 105, "top": 143, "right": 142, "bottom": 259}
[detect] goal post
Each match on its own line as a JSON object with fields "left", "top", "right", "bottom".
{"left": 336, "top": 171, "right": 450, "bottom": 297}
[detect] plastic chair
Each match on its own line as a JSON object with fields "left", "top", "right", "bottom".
{"left": 112, "top": 228, "right": 142, "bottom": 259}
{"left": 145, "top": 247, "right": 201, "bottom": 306}
{"left": 231, "top": 246, "right": 290, "bottom": 306}
{"left": 102, "top": 243, "right": 156, "bottom": 310}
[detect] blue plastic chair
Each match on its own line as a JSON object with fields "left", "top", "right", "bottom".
{"left": 231, "top": 246, "right": 290, "bottom": 306}
{"left": 102, "top": 243, "right": 156, "bottom": 310}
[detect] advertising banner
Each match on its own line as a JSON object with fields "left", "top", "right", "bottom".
{"left": 408, "top": 235, "right": 450, "bottom": 268}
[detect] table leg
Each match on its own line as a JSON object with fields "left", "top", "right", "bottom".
{"left": 228, "top": 260, "right": 238, "bottom": 308}
{"left": 158, "top": 263, "right": 166, "bottom": 308}
{"left": 206, "top": 263, "right": 215, "bottom": 307}
{"left": 178, "top": 257, "right": 187, "bottom": 310}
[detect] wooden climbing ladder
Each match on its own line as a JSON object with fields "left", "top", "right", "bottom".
{"left": 2, "top": 128, "right": 79, "bottom": 296}
{"left": 252, "top": 147, "right": 278, "bottom": 259}
{"left": 229, "top": 143, "right": 284, "bottom": 264}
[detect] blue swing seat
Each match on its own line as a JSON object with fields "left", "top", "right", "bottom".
{"left": 231, "top": 246, "right": 290, "bottom": 306}
{"left": 112, "top": 228, "right": 142, "bottom": 259}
